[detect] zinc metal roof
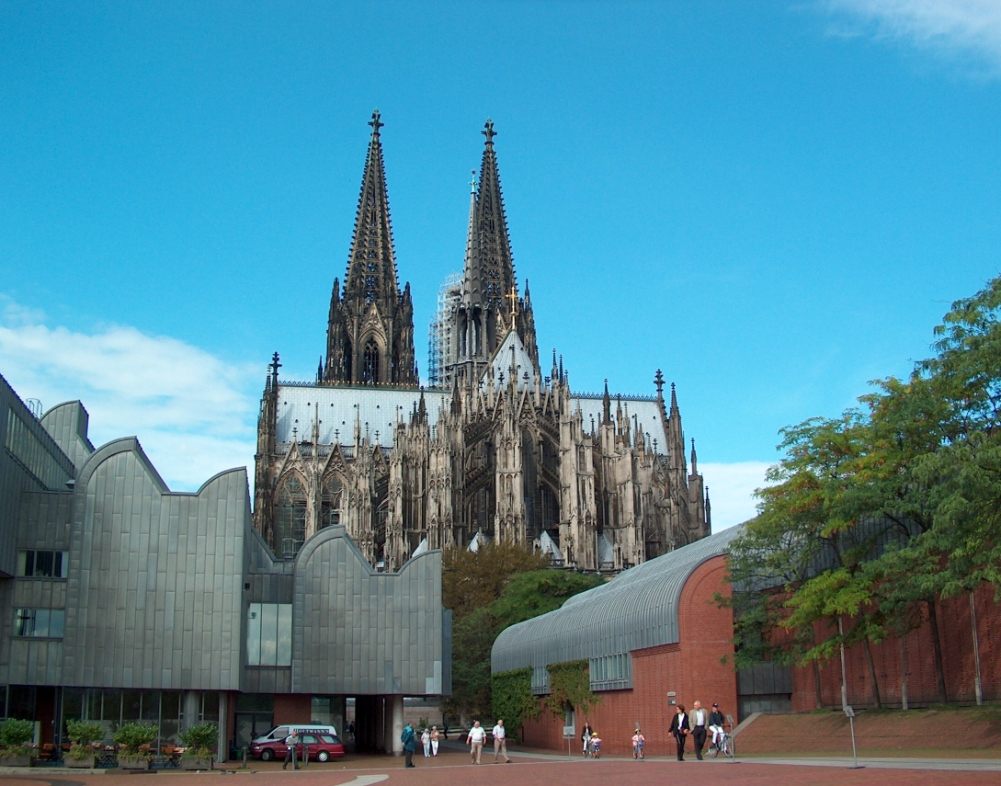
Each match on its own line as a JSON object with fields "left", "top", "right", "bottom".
{"left": 491, "top": 525, "right": 743, "bottom": 674}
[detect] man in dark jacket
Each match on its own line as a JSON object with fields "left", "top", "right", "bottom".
{"left": 401, "top": 723, "right": 416, "bottom": 768}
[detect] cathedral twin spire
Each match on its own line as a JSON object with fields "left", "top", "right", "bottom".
{"left": 325, "top": 112, "right": 538, "bottom": 389}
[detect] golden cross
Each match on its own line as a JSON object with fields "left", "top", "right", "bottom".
{"left": 505, "top": 285, "right": 518, "bottom": 330}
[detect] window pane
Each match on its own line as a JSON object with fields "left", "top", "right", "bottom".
{"left": 142, "top": 690, "right": 161, "bottom": 721}
{"left": 49, "top": 610, "right": 65, "bottom": 638}
{"left": 35, "top": 551, "right": 54, "bottom": 577}
{"left": 277, "top": 604, "right": 292, "bottom": 667}
{"left": 247, "top": 603, "right": 262, "bottom": 666}
{"left": 202, "top": 692, "right": 219, "bottom": 722}
{"left": 260, "top": 604, "right": 278, "bottom": 667}
{"left": 104, "top": 690, "right": 123, "bottom": 724}
{"left": 161, "top": 691, "right": 180, "bottom": 722}
{"left": 122, "top": 690, "right": 142, "bottom": 721}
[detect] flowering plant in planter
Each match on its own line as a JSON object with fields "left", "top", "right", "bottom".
{"left": 112, "top": 722, "right": 157, "bottom": 767}
{"left": 0, "top": 718, "right": 35, "bottom": 765}
{"left": 179, "top": 723, "right": 217, "bottom": 768}
{"left": 66, "top": 720, "right": 104, "bottom": 760}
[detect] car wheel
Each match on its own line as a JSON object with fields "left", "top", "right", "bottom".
{"left": 260, "top": 750, "right": 273, "bottom": 762}
{"left": 317, "top": 751, "right": 329, "bottom": 762}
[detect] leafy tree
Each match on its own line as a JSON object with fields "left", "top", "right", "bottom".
{"left": 442, "top": 542, "right": 605, "bottom": 722}
{"left": 491, "top": 569, "right": 606, "bottom": 628}
{"left": 442, "top": 542, "right": 549, "bottom": 619}
{"left": 445, "top": 606, "right": 500, "bottom": 720}
{"left": 726, "top": 273, "right": 1001, "bottom": 708}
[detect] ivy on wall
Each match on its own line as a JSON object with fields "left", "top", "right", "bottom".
{"left": 491, "top": 667, "right": 540, "bottom": 740}
{"left": 545, "top": 660, "right": 601, "bottom": 718}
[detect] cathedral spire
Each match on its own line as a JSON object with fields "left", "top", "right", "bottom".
{"left": 324, "top": 112, "right": 418, "bottom": 387}
{"left": 462, "top": 118, "right": 516, "bottom": 316}
{"left": 343, "top": 109, "right": 399, "bottom": 306}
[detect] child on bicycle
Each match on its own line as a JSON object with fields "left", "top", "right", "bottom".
{"left": 588, "top": 732, "right": 602, "bottom": 759}
{"left": 631, "top": 728, "right": 645, "bottom": 759}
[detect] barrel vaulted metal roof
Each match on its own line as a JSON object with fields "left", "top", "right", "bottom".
{"left": 491, "top": 525, "right": 743, "bottom": 674}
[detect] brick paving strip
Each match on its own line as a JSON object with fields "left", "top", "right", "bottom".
{"left": 4, "top": 751, "right": 1001, "bottom": 786}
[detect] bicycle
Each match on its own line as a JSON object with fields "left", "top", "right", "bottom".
{"left": 708, "top": 726, "right": 734, "bottom": 759}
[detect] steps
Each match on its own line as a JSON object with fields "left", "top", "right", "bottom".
{"left": 734, "top": 707, "right": 1001, "bottom": 756}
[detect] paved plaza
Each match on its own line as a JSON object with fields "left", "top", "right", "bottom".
{"left": 3, "top": 744, "right": 1000, "bottom": 786}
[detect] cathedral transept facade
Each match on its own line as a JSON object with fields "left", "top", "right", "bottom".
{"left": 253, "top": 112, "right": 711, "bottom": 572}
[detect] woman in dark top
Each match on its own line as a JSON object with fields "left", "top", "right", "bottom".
{"left": 669, "top": 704, "right": 689, "bottom": 761}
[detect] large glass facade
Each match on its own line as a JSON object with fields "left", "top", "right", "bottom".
{"left": 60, "top": 688, "right": 215, "bottom": 748}
{"left": 246, "top": 603, "right": 292, "bottom": 667}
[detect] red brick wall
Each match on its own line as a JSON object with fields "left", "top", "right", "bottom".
{"left": 515, "top": 559, "right": 1001, "bottom": 754}
{"left": 792, "top": 584, "right": 1001, "bottom": 710}
{"left": 519, "top": 555, "right": 736, "bottom": 756}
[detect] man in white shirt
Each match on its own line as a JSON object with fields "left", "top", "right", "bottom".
{"left": 466, "top": 720, "right": 486, "bottom": 764}
{"left": 689, "top": 700, "right": 708, "bottom": 760}
{"left": 491, "top": 719, "right": 511, "bottom": 763}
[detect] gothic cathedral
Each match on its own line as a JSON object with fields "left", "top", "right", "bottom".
{"left": 253, "top": 112, "right": 711, "bottom": 572}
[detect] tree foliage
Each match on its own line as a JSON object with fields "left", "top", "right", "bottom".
{"left": 442, "top": 542, "right": 549, "bottom": 619}
{"left": 545, "top": 660, "right": 600, "bottom": 718}
{"left": 442, "top": 542, "right": 605, "bottom": 722}
{"left": 490, "top": 668, "right": 540, "bottom": 740}
{"left": 725, "top": 273, "right": 1001, "bottom": 706}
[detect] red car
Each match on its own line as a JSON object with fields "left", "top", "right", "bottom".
{"left": 250, "top": 733, "right": 345, "bottom": 762}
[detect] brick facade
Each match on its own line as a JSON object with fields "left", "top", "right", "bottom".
{"left": 519, "top": 556, "right": 1000, "bottom": 755}
{"left": 520, "top": 555, "right": 737, "bottom": 757}
{"left": 792, "top": 583, "right": 1001, "bottom": 711}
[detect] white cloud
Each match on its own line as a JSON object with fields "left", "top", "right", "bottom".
{"left": 820, "top": 0, "right": 1001, "bottom": 76}
{"left": 0, "top": 297, "right": 259, "bottom": 491}
{"left": 701, "top": 461, "right": 772, "bottom": 531}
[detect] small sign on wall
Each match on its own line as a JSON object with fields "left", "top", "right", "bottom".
{"left": 667, "top": 691, "right": 677, "bottom": 706}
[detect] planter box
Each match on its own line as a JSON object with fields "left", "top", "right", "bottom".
{"left": 0, "top": 753, "right": 32, "bottom": 767}
{"left": 65, "top": 754, "right": 97, "bottom": 769}
{"left": 181, "top": 756, "right": 213, "bottom": 770}
{"left": 118, "top": 756, "right": 150, "bottom": 770}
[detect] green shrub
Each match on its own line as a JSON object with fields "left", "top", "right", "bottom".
{"left": 66, "top": 720, "right": 104, "bottom": 759}
{"left": 179, "top": 723, "right": 217, "bottom": 757}
{"left": 112, "top": 723, "right": 157, "bottom": 758}
{"left": 0, "top": 718, "right": 35, "bottom": 757}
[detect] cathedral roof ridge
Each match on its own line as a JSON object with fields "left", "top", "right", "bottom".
{"left": 573, "top": 391, "right": 659, "bottom": 402}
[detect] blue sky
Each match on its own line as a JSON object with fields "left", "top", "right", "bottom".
{"left": 1, "top": 1, "right": 999, "bottom": 529}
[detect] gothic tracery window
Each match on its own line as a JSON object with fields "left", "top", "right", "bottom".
{"left": 274, "top": 474, "right": 307, "bottom": 559}
{"left": 362, "top": 340, "right": 380, "bottom": 384}
{"left": 320, "top": 475, "right": 343, "bottom": 529}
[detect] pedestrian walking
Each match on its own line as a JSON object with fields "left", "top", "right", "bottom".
{"left": 282, "top": 731, "right": 298, "bottom": 770}
{"left": 690, "top": 700, "right": 708, "bottom": 760}
{"left": 467, "top": 720, "right": 486, "bottom": 764}
{"left": 401, "top": 723, "right": 416, "bottom": 768}
{"left": 430, "top": 726, "right": 440, "bottom": 756}
{"left": 669, "top": 704, "right": 689, "bottom": 761}
{"left": 492, "top": 719, "right": 511, "bottom": 763}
